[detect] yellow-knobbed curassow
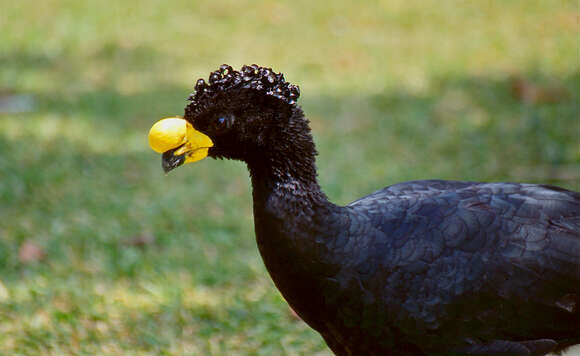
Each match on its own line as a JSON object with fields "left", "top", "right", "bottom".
{"left": 148, "top": 64, "right": 580, "bottom": 356}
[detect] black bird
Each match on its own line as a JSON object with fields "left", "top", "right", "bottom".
{"left": 148, "top": 64, "right": 580, "bottom": 356}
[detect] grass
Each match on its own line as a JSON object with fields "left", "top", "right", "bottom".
{"left": 1, "top": 0, "right": 579, "bottom": 354}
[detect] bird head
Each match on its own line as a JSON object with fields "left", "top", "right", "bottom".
{"left": 148, "top": 64, "right": 302, "bottom": 172}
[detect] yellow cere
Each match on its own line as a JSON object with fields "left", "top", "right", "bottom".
{"left": 180, "top": 126, "right": 214, "bottom": 163}
{"left": 148, "top": 117, "right": 188, "bottom": 153}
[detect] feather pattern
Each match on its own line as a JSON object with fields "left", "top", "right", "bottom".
{"left": 179, "top": 64, "right": 580, "bottom": 356}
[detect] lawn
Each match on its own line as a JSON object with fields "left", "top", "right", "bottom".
{"left": 1, "top": 0, "right": 579, "bottom": 354}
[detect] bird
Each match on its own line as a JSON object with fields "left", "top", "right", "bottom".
{"left": 148, "top": 64, "right": 580, "bottom": 356}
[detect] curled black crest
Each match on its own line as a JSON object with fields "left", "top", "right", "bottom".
{"left": 185, "top": 64, "right": 300, "bottom": 115}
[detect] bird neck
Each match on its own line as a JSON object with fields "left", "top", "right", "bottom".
{"left": 244, "top": 109, "right": 348, "bottom": 323}
{"left": 248, "top": 164, "right": 329, "bottom": 217}
{"left": 246, "top": 107, "right": 331, "bottom": 217}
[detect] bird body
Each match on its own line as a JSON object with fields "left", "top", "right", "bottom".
{"left": 249, "top": 152, "right": 580, "bottom": 355}
{"left": 148, "top": 64, "right": 580, "bottom": 355}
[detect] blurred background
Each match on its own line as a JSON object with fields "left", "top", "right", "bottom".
{"left": 1, "top": 0, "right": 579, "bottom": 354}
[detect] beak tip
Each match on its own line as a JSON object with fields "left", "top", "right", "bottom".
{"left": 162, "top": 164, "right": 174, "bottom": 174}
{"left": 162, "top": 149, "right": 185, "bottom": 173}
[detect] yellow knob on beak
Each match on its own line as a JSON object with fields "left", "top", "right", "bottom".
{"left": 148, "top": 117, "right": 189, "bottom": 153}
{"left": 148, "top": 117, "right": 214, "bottom": 172}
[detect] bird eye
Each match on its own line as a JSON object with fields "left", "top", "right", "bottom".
{"left": 213, "top": 115, "right": 234, "bottom": 133}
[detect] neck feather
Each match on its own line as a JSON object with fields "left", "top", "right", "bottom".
{"left": 244, "top": 108, "right": 347, "bottom": 313}
{"left": 246, "top": 107, "right": 330, "bottom": 215}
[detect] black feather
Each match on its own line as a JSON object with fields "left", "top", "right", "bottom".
{"left": 179, "top": 65, "right": 580, "bottom": 356}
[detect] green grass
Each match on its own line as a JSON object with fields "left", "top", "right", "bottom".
{"left": 1, "top": 0, "right": 579, "bottom": 354}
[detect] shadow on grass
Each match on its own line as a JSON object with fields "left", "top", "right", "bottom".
{"left": 0, "top": 42, "right": 161, "bottom": 72}
{"left": 1, "top": 43, "right": 183, "bottom": 126}
{"left": 371, "top": 71, "right": 579, "bottom": 168}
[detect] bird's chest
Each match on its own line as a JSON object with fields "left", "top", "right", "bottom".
{"left": 253, "top": 209, "right": 341, "bottom": 329}
{"left": 252, "top": 210, "right": 429, "bottom": 354}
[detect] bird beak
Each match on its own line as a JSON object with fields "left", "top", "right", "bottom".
{"left": 162, "top": 146, "right": 187, "bottom": 173}
{"left": 148, "top": 117, "right": 214, "bottom": 173}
